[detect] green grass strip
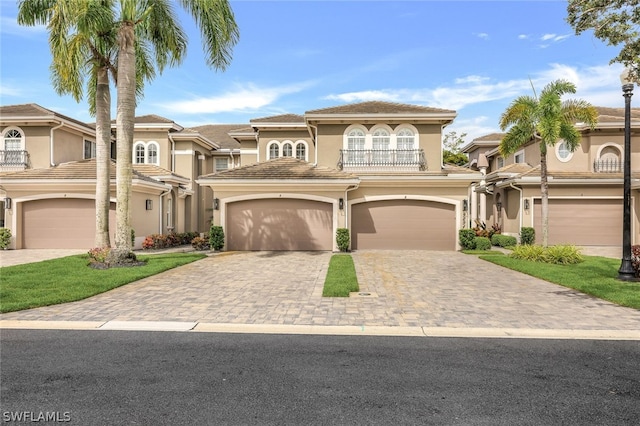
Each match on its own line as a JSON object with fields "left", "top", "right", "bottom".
{"left": 0, "top": 253, "right": 206, "bottom": 313}
{"left": 323, "top": 254, "right": 359, "bottom": 297}
{"left": 480, "top": 255, "right": 640, "bottom": 310}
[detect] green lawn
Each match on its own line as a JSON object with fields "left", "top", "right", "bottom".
{"left": 0, "top": 253, "right": 206, "bottom": 313}
{"left": 323, "top": 254, "right": 359, "bottom": 297}
{"left": 479, "top": 254, "right": 640, "bottom": 310}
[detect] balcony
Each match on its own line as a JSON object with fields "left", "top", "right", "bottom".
{"left": 593, "top": 158, "right": 621, "bottom": 173}
{"left": 337, "top": 149, "right": 426, "bottom": 172}
{"left": 0, "top": 150, "right": 30, "bottom": 171}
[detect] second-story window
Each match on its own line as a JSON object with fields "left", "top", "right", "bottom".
{"left": 268, "top": 142, "right": 279, "bottom": 159}
{"left": 347, "top": 128, "right": 366, "bottom": 163}
{"left": 133, "top": 141, "right": 159, "bottom": 165}
{"left": 3, "top": 128, "right": 23, "bottom": 151}
{"left": 372, "top": 128, "right": 390, "bottom": 162}
{"left": 283, "top": 142, "right": 293, "bottom": 157}
{"left": 514, "top": 150, "right": 525, "bottom": 164}
{"left": 396, "top": 128, "right": 415, "bottom": 163}
{"left": 215, "top": 157, "right": 229, "bottom": 171}
{"left": 296, "top": 142, "right": 306, "bottom": 160}
{"left": 84, "top": 140, "right": 96, "bottom": 159}
{"left": 496, "top": 156, "right": 504, "bottom": 169}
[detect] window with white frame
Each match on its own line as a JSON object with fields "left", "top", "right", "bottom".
{"left": 555, "top": 140, "right": 573, "bottom": 162}
{"left": 514, "top": 150, "right": 525, "bottom": 164}
{"left": 396, "top": 127, "right": 415, "bottom": 163}
{"left": 84, "top": 140, "right": 96, "bottom": 159}
{"left": 372, "top": 128, "right": 390, "bottom": 162}
{"left": 496, "top": 156, "right": 504, "bottom": 169}
{"left": 282, "top": 142, "right": 293, "bottom": 157}
{"left": 133, "top": 141, "right": 159, "bottom": 165}
{"left": 295, "top": 141, "right": 307, "bottom": 160}
{"left": 215, "top": 157, "right": 229, "bottom": 171}
{"left": 3, "top": 128, "right": 24, "bottom": 151}
{"left": 347, "top": 127, "right": 366, "bottom": 162}
{"left": 268, "top": 142, "right": 279, "bottom": 159}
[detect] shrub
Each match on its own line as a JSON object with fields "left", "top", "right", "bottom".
{"left": 0, "top": 228, "right": 11, "bottom": 249}
{"left": 88, "top": 247, "right": 111, "bottom": 263}
{"left": 510, "top": 244, "right": 584, "bottom": 265}
{"left": 209, "top": 225, "right": 224, "bottom": 251}
{"left": 543, "top": 245, "right": 584, "bottom": 265}
{"left": 459, "top": 229, "right": 476, "bottom": 250}
{"left": 142, "top": 232, "right": 202, "bottom": 250}
{"left": 473, "top": 220, "right": 500, "bottom": 239}
{"left": 632, "top": 245, "right": 640, "bottom": 277}
{"left": 336, "top": 228, "right": 350, "bottom": 252}
{"left": 520, "top": 227, "right": 535, "bottom": 245}
{"left": 131, "top": 229, "right": 135, "bottom": 247}
{"left": 191, "top": 236, "right": 210, "bottom": 251}
{"left": 491, "top": 234, "right": 517, "bottom": 248}
{"left": 474, "top": 236, "right": 491, "bottom": 250}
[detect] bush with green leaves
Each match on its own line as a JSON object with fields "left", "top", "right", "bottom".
{"left": 474, "top": 236, "right": 491, "bottom": 250}
{"left": 209, "top": 225, "right": 225, "bottom": 251}
{"left": 0, "top": 228, "right": 11, "bottom": 249}
{"left": 191, "top": 236, "right": 210, "bottom": 251}
{"left": 510, "top": 244, "right": 583, "bottom": 265}
{"left": 459, "top": 229, "right": 476, "bottom": 250}
{"left": 520, "top": 227, "right": 535, "bottom": 245}
{"left": 336, "top": 228, "right": 350, "bottom": 252}
{"left": 491, "top": 234, "right": 517, "bottom": 248}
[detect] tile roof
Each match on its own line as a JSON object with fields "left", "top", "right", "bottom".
{"left": 305, "top": 101, "right": 455, "bottom": 115}
{"left": 132, "top": 164, "right": 189, "bottom": 181}
{"left": 486, "top": 163, "right": 533, "bottom": 180}
{"left": 595, "top": 106, "right": 640, "bottom": 122}
{"left": 249, "top": 114, "right": 305, "bottom": 123}
{"left": 0, "top": 159, "right": 159, "bottom": 184}
{"left": 200, "top": 157, "right": 357, "bottom": 180}
{"left": 190, "top": 124, "right": 245, "bottom": 150}
{"left": 0, "top": 103, "right": 95, "bottom": 131}
{"left": 134, "top": 114, "right": 176, "bottom": 124}
{"left": 472, "top": 133, "right": 505, "bottom": 142}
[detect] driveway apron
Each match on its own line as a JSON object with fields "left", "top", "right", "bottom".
{"left": 1, "top": 250, "right": 640, "bottom": 331}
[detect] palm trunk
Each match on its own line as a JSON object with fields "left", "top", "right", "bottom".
{"left": 540, "top": 145, "right": 549, "bottom": 247}
{"left": 94, "top": 65, "right": 111, "bottom": 248}
{"left": 113, "top": 20, "right": 136, "bottom": 260}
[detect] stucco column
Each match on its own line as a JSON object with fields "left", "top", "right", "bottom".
{"left": 470, "top": 187, "right": 478, "bottom": 221}
{"left": 479, "top": 193, "right": 487, "bottom": 223}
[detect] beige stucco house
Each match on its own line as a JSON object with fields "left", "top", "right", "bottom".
{"left": 461, "top": 107, "right": 640, "bottom": 246}
{"left": 2, "top": 101, "right": 637, "bottom": 252}
{"left": 0, "top": 105, "right": 222, "bottom": 249}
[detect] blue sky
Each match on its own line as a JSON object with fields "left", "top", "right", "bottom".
{"left": 0, "top": 0, "right": 627, "bottom": 143}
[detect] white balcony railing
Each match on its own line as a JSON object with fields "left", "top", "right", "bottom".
{"left": 0, "top": 150, "right": 29, "bottom": 171}
{"left": 338, "top": 149, "right": 426, "bottom": 172}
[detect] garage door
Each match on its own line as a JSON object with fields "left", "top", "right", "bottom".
{"left": 227, "top": 198, "right": 333, "bottom": 251}
{"left": 533, "top": 198, "right": 621, "bottom": 246}
{"left": 23, "top": 199, "right": 116, "bottom": 248}
{"left": 351, "top": 200, "right": 456, "bottom": 250}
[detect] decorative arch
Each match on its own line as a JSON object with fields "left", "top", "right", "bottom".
{"left": 267, "top": 141, "right": 280, "bottom": 160}
{"left": 2, "top": 126, "right": 25, "bottom": 151}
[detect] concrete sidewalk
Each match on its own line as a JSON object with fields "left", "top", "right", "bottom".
{"left": 1, "top": 250, "right": 639, "bottom": 339}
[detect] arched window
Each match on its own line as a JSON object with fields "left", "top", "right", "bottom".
{"left": 147, "top": 143, "right": 158, "bottom": 164}
{"left": 282, "top": 142, "right": 293, "bottom": 157}
{"left": 396, "top": 128, "right": 415, "bottom": 163}
{"left": 295, "top": 142, "right": 306, "bottom": 160}
{"left": 134, "top": 143, "right": 146, "bottom": 164}
{"left": 347, "top": 128, "right": 366, "bottom": 163}
{"left": 596, "top": 144, "right": 622, "bottom": 172}
{"left": 268, "top": 142, "right": 279, "bottom": 160}
{"left": 2, "top": 128, "right": 25, "bottom": 166}
{"left": 372, "top": 128, "right": 390, "bottom": 162}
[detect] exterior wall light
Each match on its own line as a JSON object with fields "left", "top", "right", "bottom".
{"left": 462, "top": 199, "right": 468, "bottom": 211}
{"left": 145, "top": 199, "right": 153, "bottom": 210}
{"left": 524, "top": 199, "right": 530, "bottom": 210}
{"left": 339, "top": 198, "right": 344, "bottom": 210}
{"left": 214, "top": 198, "right": 220, "bottom": 210}
{"left": 4, "top": 198, "right": 11, "bottom": 210}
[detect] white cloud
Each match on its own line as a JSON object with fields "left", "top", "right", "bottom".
{"left": 0, "top": 83, "right": 23, "bottom": 97}
{"left": 324, "top": 90, "right": 400, "bottom": 103}
{"left": 475, "top": 32, "right": 489, "bottom": 40}
{"left": 541, "top": 33, "right": 557, "bottom": 41}
{"left": 161, "top": 81, "right": 315, "bottom": 114}
{"left": 518, "top": 34, "right": 529, "bottom": 40}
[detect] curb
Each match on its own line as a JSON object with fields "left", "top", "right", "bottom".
{"left": 1, "top": 320, "right": 638, "bottom": 340}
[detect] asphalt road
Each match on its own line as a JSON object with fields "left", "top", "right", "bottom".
{"left": 1, "top": 330, "right": 639, "bottom": 425}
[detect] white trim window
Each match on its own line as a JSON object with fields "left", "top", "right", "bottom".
{"left": 282, "top": 141, "right": 293, "bottom": 157}
{"left": 372, "top": 128, "right": 390, "bottom": 162}
{"left": 295, "top": 141, "right": 307, "bottom": 160}
{"left": 215, "top": 157, "right": 229, "bottom": 171}
{"left": 496, "top": 156, "right": 504, "bottom": 169}
{"left": 268, "top": 142, "right": 279, "bottom": 160}
{"left": 84, "top": 140, "right": 97, "bottom": 159}
{"left": 514, "top": 150, "right": 525, "bottom": 164}
{"left": 133, "top": 141, "right": 160, "bottom": 165}
{"left": 347, "top": 127, "right": 366, "bottom": 163}
{"left": 1, "top": 127, "right": 25, "bottom": 166}
{"left": 396, "top": 127, "right": 415, "bottom": 163}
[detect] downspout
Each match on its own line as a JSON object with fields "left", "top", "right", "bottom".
{"left": 510, "top": 182, "right": 524, "bottom": 236}
{"left": 158, "top": 186, "right": 172, "bottom": 234}
{"left": 50, "top": 121, "right": 64, "bottom": 166}
{"left": 308, "top": 124, "right": 318, "bottom": 166}
{"left": 168, "top": 134, "right": 176, "bottom": 172}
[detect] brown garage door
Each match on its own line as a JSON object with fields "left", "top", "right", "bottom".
{"left": 227, "top": 198, "right": 333, "bottom": 251}
{"left": 533, "top": 198, "right": 621, "bottom": 246}
{"left": 23, "top": 198, "right": 116, "bottom": 248}
{"left": 351, "top": 200, "right": 456, "bottom": 250}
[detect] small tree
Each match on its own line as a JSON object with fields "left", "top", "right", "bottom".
{"left": 0, "top": 228, "right": 11, "bottom": 249}
{"left": 336, "top": 228, "right": 350, "bottom": 252}
{"left": 442, "top": 131, "right": 469, "bottom": 166}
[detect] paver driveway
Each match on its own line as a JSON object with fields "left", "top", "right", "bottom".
{"left": 2, "top": 250, "right": 640, "bottom": 331}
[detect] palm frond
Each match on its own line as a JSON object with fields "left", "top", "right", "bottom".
{"left": 499, "top": 96, "right": 538, "bottom": 130}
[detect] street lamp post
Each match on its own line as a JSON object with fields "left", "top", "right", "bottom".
{"left": 618, "top": 68, "right": 635, "bottom": 281}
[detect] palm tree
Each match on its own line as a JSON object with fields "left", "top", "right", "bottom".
{"left": 18, "top": 0, "right": 118, "bottom": 248}
{"left": 111, "top": 0, "right": 239, "bottom": 262}
{"left": 499, "top": 80, "right": 598, "bottom": 247}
